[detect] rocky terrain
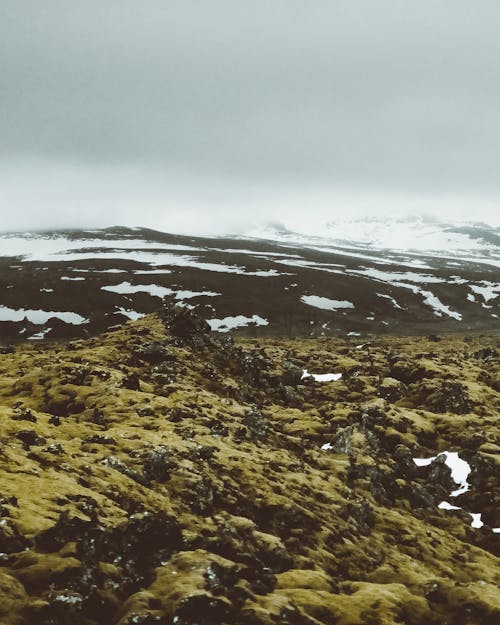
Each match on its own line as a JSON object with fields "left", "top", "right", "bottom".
{"left": 0, "top": 221, "right": 498, "bottom": 342}
{"left": 0, "top": 304, "right": 498, "bottom": 624}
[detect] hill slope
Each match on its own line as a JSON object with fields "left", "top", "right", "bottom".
{"left": 0, "top": 220, "right": 499, "bottom": 342}
{"left": 0, "top": 307, "right": 498, "bottom": 624}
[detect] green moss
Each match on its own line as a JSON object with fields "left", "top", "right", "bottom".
{"left": 0, "top": 315, "right": 498, "bottom": 624}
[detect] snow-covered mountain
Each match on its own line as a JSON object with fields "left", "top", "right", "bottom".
{"left": 0, "top": 218, "right": 498, "bottom": 341}
{"left": 245, "top": 216, "right": 500, "bottom": 262}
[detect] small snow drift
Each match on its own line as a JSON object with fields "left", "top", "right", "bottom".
{"left": 302, "top": 370, "right": 342, "bottom": 382}
{"left": 301, "top": 296, "right": 354, "bottom": 311}
{"left": 413, "top": 451, "right": 492, "bottom": 531}
{"left": 207, "top": 315, "right": 269, "bottom": 333}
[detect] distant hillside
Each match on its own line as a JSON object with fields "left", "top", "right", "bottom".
{"left": 0, "top": 220, "right": 498, "bottom": 342}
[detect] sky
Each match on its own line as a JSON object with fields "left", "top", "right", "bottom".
{"left": 1, "top": 0, "right": 500, "bottom": 233}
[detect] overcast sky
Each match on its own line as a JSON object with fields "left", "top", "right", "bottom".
{"left": 1, "top": 1, "right": 499, "bottom": 233}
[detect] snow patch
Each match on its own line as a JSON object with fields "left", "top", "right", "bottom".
{"left": 470, "top": 513, "right": 484, "bottom": 529}
{"left": 376, "top": 292, "right": 403, "bottom": 309}
{"left": 207, "top": 315, "right": 269, "bottom": 333}
{"left": 413, "top": 451, "right": 492, "bottom": 531}
{"left": 469, "top": 282, "right": 500, "bottom": 303}
{"left": 352, "top": 271, "right": 462, "bottom": 320}
{"left": 0, "top": 305, "right": 87, "bottom": 325}
{"left": 101, "top": 282, "right": 220, "bottom": 300}
{"left": 302, "top": 370, "right": 342, "bottom": 382}
{"left": 116, "top": 308, "right": 146, "bottom": 321}
{"left": 28, "top": 328, "right": 51, "bottom": 340}
{"left": 301, "top": 295, "right": 354, "bottom": 311}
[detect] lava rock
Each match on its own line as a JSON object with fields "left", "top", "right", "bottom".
{"left": 338, "top": 498, "right": 375, "bottom": 536}
{"left": 122, "top": 373, "right": 141, "bottom": 391}
{"left": 281, "top": 363, "right": 303, "bottom": 386}
{"left": 134, "top": 341, "right": 171, "bottom": 364}
{"left": 242, "top": 406, "right": 269, "bottom": 440}
{"left": 474, "top": 346, "right": 497, "bottom": 360}
{"left": 11, "top": 408, "right": 37, "bottom": 423}
{"left": 15, "top": 429, "right": 46, "bottom": 449}
{"left": 142, "top": 446, "right": 177, "bottom": 482}
{"left": 425, "top": 380, "right": 472, "bottom": 414}
{"left": 161, "top": 304, "right": 211, "bottom": 344}
{"left": 84, "top": 435, "right": 117, "bottom": 446}
{"left": 0, "top": 520, "right": 31, "bottom": 553}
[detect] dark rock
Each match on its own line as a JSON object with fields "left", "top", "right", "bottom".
{"left": 142, "top": 446, "right": 177, "bottom": 482}
{"left": 101, "top": 455, "right": 148, "bottom": 486}
{"left": 84, "top": 435, "right": 116, "bottom": 446}
{"left": 122, "top": 373, "right": 141, "bottom": 391}
{"left": 90, "top": 408, "right": 107, "bottom": 425}
{"left": 281, "top": 364, "right": 303, "bottom": 386}
{"left": 281, "top": 385, "right": 302, "bottom": 407}
{"left": 44, "top": 443, "right": 64, "bottom": 455}
{"left": 425, "top": 380, "right": 472, "bottom": 414}
{"left": 161, "top": 303, "right": 211, "bottom": 344}
{"left": 35, "top": 511, "right": 95, "bottom": 553}
{"left": 11, "top": 408, "right": 37, "bottom": 423}
{"left": 394, "top": 445, "right": 418, "bottom": 477}
{"left": 474, "top": 346, "right": 497, "bottom": 360}
{"left": 338, "top": 498, "right": 375, "bottom": 536}
{"left": 241, "top": 563, "right": 277, "bottom": 595}
{"left": 122, "top": 616, "right": 167, "bottom": 625}
{"left": 105, "top": 511, "right": 182, "bottom": 581}
{"left": 189, "top": 477, "right": 215, "bottom": 515}
{"left": 0, "top": 495, "right": 18, "bottom": 516}
{"left": 173, "top": 593, "right": 233, "bottom": 625}
{"left": 36, "top": 510, "right": 182, "bottom": 602}
{"left": 15, "top": 429, "right": 46, "bottom": 449}
{"left": 188, "top": 445, "right": 217, "bottom": 462}
{"left": 425, "top": 454, "right": 456, "bottom": 492}
{"left": 134, "top": 341, "right": 171, "bottom": 364}
{"left": 169, "top": 406, "right": 192, "bottom": 422}
{"left": 81, "top": 588, "right": 119, "bottom": 623}
{"left": 378, "top": 377, "right": 407, "bottom": 402}
{"left": 242, "top": 406, "right": 269, "bottom": 440}
{"left": 25, "top": 592, "right": 85, "bottom": 624}
{"left": 0, "top": 519, "right": 31, "bottom": 553}
{"left": 208, "top": 418, "right": 229, "bottom": 437}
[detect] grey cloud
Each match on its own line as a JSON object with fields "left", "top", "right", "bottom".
{"left": 1, "top": 1, "right": 500, "bottom": 230}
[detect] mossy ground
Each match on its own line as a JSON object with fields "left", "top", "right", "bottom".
{"left": 0, "top": 313, "right": 498, "bottom": 624}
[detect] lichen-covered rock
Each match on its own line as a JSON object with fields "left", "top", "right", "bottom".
{"left": 0, "top": 315, "right": 497, "bottom": 625}
{"left": 424, "top": 380, "right": 473, "bottom": 414}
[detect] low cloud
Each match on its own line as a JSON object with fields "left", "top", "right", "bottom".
{"left": 1, "top": 160, "right": 498, "bottom": 235}
{"left": 1, "top": 1, "right": 500, "bottom": 231}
